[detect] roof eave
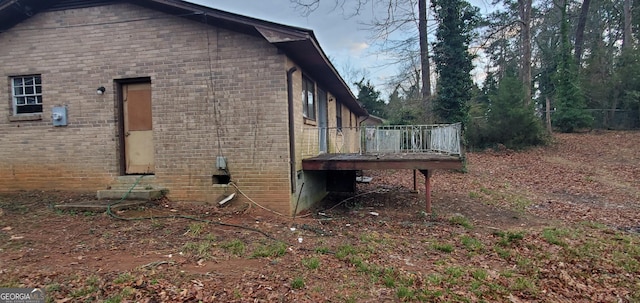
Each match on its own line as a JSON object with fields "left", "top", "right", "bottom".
{"left": 0, "top": 0, "right": 367, "bottom": 116}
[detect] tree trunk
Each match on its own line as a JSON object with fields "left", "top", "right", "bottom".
{"left": 419, "top": 0, "right": 432, "bottom": 122}
{"left": 623, "top": 0, "right": 632, "bottom": 51}
{"left": 574, "top": 0, "right": 591, "bottom": 64}
{"left": 546, "top": 96, "right": 552, "bottom": 132}
{"left": 518, "top": 0, "right": 532, "bottom": 106}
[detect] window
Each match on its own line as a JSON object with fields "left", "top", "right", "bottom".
{"left": 336, "top": 102, "right": 342, "bottom": 131}
{"left": 12, "top": 75, "right": 42, "bottom": 115}
{"left": 302, "top": 76, "right": 315, "bottom": 120}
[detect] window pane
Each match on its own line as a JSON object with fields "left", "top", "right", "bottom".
{"left": 13, "top": 78, "right": 23, "bottom": 86}
{"left": 16, "top": 97, "right": 26, "bottom": 105}
{"left": 302, "top": 91, "right": 308, "bottom": 117}
{"left": 26, "top": 96, "right": 37, "bottom": 104}
{"left": 36, "top": 96, "right": 42, "bottom": 104}
{"left": 14, "top": 87, "right": 23, "bottom": 95}
{"left": 23, "top": 78, "right": 33, "bottom": 86}
{"left": 307, "top": 92, "right": 315, "bottom": 119}
{"left": 34, "top": 76, "right": 41, "bottom": 85}
{"left": 35, "top": 85, "right": 42, "bottom": 94}
{"left": 25, "top": 86, "right": 34, "bottom": 94}
{"left": 17, "top": 104, "right": 42, "bottom": 114}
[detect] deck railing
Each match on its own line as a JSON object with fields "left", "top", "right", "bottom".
{"left": 301, "top": 123, "right": 462, "bottom": 157}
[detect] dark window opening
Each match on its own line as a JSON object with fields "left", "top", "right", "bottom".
{"left": 212, "top": 173, "right": 231, "bottom": 184}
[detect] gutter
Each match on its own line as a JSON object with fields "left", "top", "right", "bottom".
{"left": 0, "top": 0, "right": 18, "bottom": 11}
{"left": 287, "top": 66, "right": 298, "bottom": 193}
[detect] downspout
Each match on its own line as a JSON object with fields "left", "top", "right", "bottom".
{"left": 287, "top": 67, "right": 298, "bottom": 193}
{"left": 358, "top": 115, "right": 371, "bottom": 127}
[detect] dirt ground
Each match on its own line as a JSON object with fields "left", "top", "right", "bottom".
{"left": 1, "top": 131, "right": 639, "bottom": 302}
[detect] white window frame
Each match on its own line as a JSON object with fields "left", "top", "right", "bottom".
{"left": 11, "top": 75, "right": 43, "bottom": 115}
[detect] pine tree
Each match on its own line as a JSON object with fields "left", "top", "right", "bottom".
{"left": 354, "top": 79, "right": 386, "bottom": 118}
{"left": 553, "top": 0, "right": 592, "bottom": 132}
{"left": 431, "top": 0, "right": 479, "bottom": 126}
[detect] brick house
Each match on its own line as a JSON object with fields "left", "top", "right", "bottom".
{"left": 0, "top": 0, "right": 368, "bottom": 215}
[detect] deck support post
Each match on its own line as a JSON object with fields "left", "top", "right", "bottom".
{"left": 419, "top": 170, "right": 432, "bottom": 214}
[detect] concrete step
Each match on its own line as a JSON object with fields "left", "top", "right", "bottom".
{"left": 98, "top": 175, "right": 167, "bottom": 201}
{"left": 107, "top": 175, "right": 158, "bottom": 190}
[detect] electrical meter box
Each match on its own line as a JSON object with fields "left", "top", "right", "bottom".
{"left": 51, "top": 106, "right": 68, "bottom": 126}
{"left": 216, "top": 156, "right": 227, "bottom": 170}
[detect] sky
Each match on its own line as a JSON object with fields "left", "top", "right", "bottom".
{"left": 186, "top": 0, "right": 495, "bottom": 96}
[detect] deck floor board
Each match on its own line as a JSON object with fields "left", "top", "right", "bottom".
{"left": 302, "top": 153, "right": 463, "bottom": 170}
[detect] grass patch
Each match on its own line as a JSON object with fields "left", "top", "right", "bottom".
{"left": 494, "top": 230, "right": 525, "bottom": 247}
{"left": 221, "top": 239, "right": 245, "bottom": 256}
{"left": 0, "top": 278, "right": 20, "bottom": 288}
{"left": 315, "top": 246, "right": 330, "bottom": 254}
{"left": 104, "top": 287, "right": 135, "bottom": 303}
{"left": 396, "top": 286, "right": 415, "bottom": 300}
{"left": 445, "top": 266, "right": 465, "bottom": 284}
{"left": 186, "top": 222, "right": 205, "bottom": 237}
{"left": 515, "top": 255, "right": 539, "bottom": 276}
{"left": 472, "top": 268, "right": 488, "bottom": 281}
{"left": 46, "top": 283, "right": 61, "bottom": 292}
{"left": 512, "top": 276, "right": 538, "bottom": 295}
{"left": 335, "top": 244, "right": 358, "bottom": 259}
{"left": 302, "top": 257, "right": 320, "bottom": 270}
{"left": 511, "top": 196, "right": 533, "bottom": 213}
{"left": 449, "top": 215, "right": 473, "bottom": 229}
{"left": 432, "top": 242, "right": 454, "bottom": 253}
{"left": 291, "top": 277, "right": 305, "bottom": 289}
{"left": 380, "top": 267, "right": 398, "bottom": 288}
{"left": 182, "top": 241, "right": 213, "bottom": 260}
{"left": 70, "top": 282, "right": 99, "bottom": 298}
{"left": 541, "top": 228, "right": 568, "bottom": 247}
{"left": 494, "top": 246, "right": 511, "bottom": 259}
{"left": 113, "top": 273, "right": 135, "bottom": 284}
{"left": 426, "top": 273, "right": 443, "bottom": 285}
{"left": 104, "top": 295, "right": 122, "bottom": 303}
{"left": 251, "top": 241, "right": 287, "bottom": 258}
{"left": 461, "top": 235, "right": 484, "bottom": 252}
{"left": 360, "top": 232, "right": 382, "bottom": 243}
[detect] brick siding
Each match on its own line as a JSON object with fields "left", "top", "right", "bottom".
{"left": 0, "top": 3, "right": 293, "bottom": 214}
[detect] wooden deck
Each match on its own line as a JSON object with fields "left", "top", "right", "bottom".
{"left": 301, "top": 153, "right": 463, "bottom": 171}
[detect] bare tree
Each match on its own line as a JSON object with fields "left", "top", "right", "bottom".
{"left": 291, "top": 0, "right": 434, "bottom": 121}
{"left": 574, "top": 0, "right": 591, "bottom": 64}
{"left": 418, "top": 0, "right": 432, "bottom": 121}
{"left": 518, "top": 0, "right": 532, "bottom": 106}
{"left": 623, "top": 0, "right": 632, "bottom": 51}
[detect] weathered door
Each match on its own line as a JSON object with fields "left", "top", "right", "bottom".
{"left": 123, "top": 82, "right": 154, "bottom": 174}
{"left": 318, "top": 88, "right": 328, "bottom": 153}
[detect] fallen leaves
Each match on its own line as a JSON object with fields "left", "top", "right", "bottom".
{"left": 0, "top": 131, "right": 639, "bottom": 302}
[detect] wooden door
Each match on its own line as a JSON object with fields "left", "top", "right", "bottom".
{"left": 123, "top": 82, "right": 155, "bottom": 174}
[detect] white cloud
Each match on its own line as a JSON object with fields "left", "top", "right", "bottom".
{"left": 349, "top": 42, "right": 369, "bottom": 55}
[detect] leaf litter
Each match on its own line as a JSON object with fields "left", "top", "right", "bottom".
{"left": 0, "top": 130, "right": 638, "bottom": 302}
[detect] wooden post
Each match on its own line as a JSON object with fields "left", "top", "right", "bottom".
{"left": 419, "top": 170, "right": 432, "bottom": 214}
